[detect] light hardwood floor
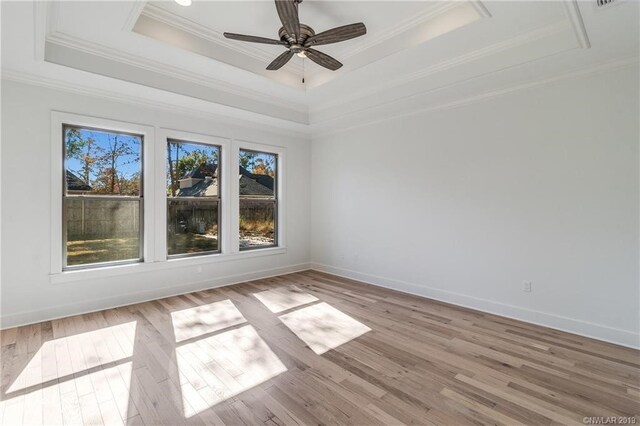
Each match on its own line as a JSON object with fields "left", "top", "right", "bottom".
{"left": 1, "top": 270, "right": 639, "bottom": 425}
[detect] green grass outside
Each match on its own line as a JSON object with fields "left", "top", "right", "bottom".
{"left": 67, "top": 233, "right": 219, "bottom": 265}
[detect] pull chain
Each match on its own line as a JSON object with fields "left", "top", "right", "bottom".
{"left": 302, "top": 58, "right": 305, "bottom": 84}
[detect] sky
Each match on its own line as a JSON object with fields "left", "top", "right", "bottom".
{"left": 65, "top": 128, "right": 277, "bottom": 185}
{"left": 167, "top": 140, "right": 220, "bottom": 168}
{"left": 65, "top": 127, "right": 142, "bottom": 181}
{"left": 240, "top": 149, "right": 277, "bottom": 175}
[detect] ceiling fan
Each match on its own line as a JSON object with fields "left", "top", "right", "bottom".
{"left": 223, "top": 0, "right": 367, "bottom": 71}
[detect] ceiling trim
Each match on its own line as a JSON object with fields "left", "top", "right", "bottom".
{"left": 4, "top": 56, "right": 636, "bottom": 140}
{"left": 562, "top": 0, "right": 591, "bottom": 48}
{"left": 311, "top": 20, "right": 574, "bottom": 116}
{"left": 312, "top": 28, "right": 580, "bottom": 127}
{"left": 139, "top": 3, "right": 302, "bottom": 74}
{"left": 33, "top": 1, "right": 55, "bottom": 62}
{"left": 470, "top": 0, "right": 492, "bottom": 19}
{"left": 19, "top": 0, "right": 629, "bottom": 139}
{"left": 0, "top": 69, "right": 311, "bottom": 139}
{"left": 123, "top": 1, "right": 148, "bottom": 32}
{"left": 336, "top": 2, "right": 463, "bottom": 60}
{"left": 45, "top": 31, "right": 306, "bottom": 116}
{"left": 311, "top": 56, "right": 639, "bottom": 138}
{"left": 136, "top": 1, "right": 489, "bottom": 87}
{"left": 33, "top": 2, "right": 48, "bottom": 62}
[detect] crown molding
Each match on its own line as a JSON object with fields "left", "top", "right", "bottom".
{"left": 562, "top": 0, "right": 591, "bottom": 48}
{"left": 0, "top": 68, "right": 311, "bottom": 139}
{"left": 303, "top": 1, "right": 489, "bottom": 82}
{"left": 33, "top": 1, "right": 59, "bottom": 61}
{"left": 311, "top": 20, "right": 573, "bottom": 117}
{"left": 139, "top": 3, "right": 302, "bottom": 74}
{"left": 33, "top": 1, "right": 49, "bottom": 62}
{"left": 123, "top": 1, "right": 148, "bottom": 32}
{"left": 338, "top": 2, "right": 461, "bottom": 60}
{"left": 4, "top": 56, "right": 636, "bottom": 141}
{"left": 470, "top": 0, "right": 492, "bottom": 19}
{"left": 45, "top": 31, "right": 306, "bottom": 117}
{"left": 36, "top": 0, "right": 306, "bottom": 119}
{"left": 311, "top": 56, "right": 639, "bottom": 138}
{"left": 34, "top": 0, "right": 490, "bottom": 96}
{"left": 17, "top": 0, "right": 629, "bottom": 140}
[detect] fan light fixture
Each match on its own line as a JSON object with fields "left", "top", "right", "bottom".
{"left": 175, "top": 0, "right": 191, "bottom": 6}
{"left": 223, "top": 0, "right": 367, "bottom": 71}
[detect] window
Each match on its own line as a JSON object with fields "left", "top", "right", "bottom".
{"left": 53, "top": 112, "right": 285, "bottom": 281}
{"left": 167, "top": 139, "right": 221, "bottom": 257}
{"left": 63, "top": 125, "right": 143, "bottom": 268}
{"left": 239, "top": 149, "right": 278, "bottom": 250}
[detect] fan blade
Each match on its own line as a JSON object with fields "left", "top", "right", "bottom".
{"left": 304, "top": 23, "right": 366, "bottom": 47}
{"left": 305, "top": 48, "right": 342, "bottom": 71}
{"left": 224, "top": 32, "right": 287, "bottom": 45}
{"left": 267, "top": 50, "right": 294, "bottom": 70}
{"left": 275, "top": 0, "right": 300, "bottom": 42}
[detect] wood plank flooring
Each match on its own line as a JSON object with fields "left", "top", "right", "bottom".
{"left": 1, "top": 270, "right": 639, "bottom": 425}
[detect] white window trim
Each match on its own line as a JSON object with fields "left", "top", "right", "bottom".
{"left": 157, "top": 128, "right": 231, "bottom": 260}
{"left": 50, "top": 111, "right": 156, "bottom": 275}
{"left": 49, "top": 246, "right": 287, "bottom": 284}
{"left": 49, "top": 114, "right": 287, "bottom": 285}
{"left": 233, "top": 139, "right": 286, "bottom": 253}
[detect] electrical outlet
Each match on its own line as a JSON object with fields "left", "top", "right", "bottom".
{"left": 522, "top": 281, "right": 532, "bottom": 292}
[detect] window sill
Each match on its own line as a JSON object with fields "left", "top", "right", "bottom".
{"left": 49, "top": 246, "right": 287, "bottom": 285}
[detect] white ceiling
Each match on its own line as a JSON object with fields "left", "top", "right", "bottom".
{"left": 132, "top": 1, "right": 483, "bottom": 88}
{"left": 1, "top": 0, "right": 638, "bottom": 135}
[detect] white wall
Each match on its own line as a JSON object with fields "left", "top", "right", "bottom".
{"left": 2, "top": 65, "right": 638, "bottom": 348}
{"left": 311, "top": 65, "right": 640, "bottom": 348}
{"left": 0, "top": 80, "right": 311, "bottom": 327}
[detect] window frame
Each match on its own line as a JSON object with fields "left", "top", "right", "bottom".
{"left": 49, "top": 114, "right": 286, "bottom": 284}
{"left": 238, "top": 147, "right": 279, "bottom": 251}
{"left": 51, "top": 112, "right": 156, "bottom": 274}
{"left": 233, "top": 140, "right": 285, "bottom": 253}
{"left": 61, "top": 124, "right": 145, "bottom": 270}
{"left": 158, "top": 129, "right": 231, "bottom": 261}
{"left": 166, "top": 137, "right": 223, "bottom": 259}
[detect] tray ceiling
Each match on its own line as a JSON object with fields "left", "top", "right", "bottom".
{"left": 1, "top": 1, "right": 638, "bottom": 133}
{"left": 132, "top": 1, "right": 486, "bottom": 88}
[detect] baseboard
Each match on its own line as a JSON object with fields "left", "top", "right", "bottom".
{"left": 310, "top": 262, "right": 640, "bottom": 349}
{"left": 1, "top": 262, "right": 311, "bottom": 329}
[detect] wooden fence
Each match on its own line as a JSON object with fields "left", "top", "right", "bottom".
{"left": 240, "top": 199, "right": 276, "bottom": 222}
{"left": 65, "top": 198, "right": 139, "bottom": 240}
{"left": 65, "top": 197, "right": 274, "bottom": 240}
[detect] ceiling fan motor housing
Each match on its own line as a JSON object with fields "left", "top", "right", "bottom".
{"left": 279, "top": 24, "right": 315, "bottom": 50}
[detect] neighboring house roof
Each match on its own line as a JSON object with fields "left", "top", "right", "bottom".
{"left": 185, "top": 163, "right": 218, "bottom": 179}
{"left": 239, "top": 166, "right": 274, "bottom": 196}
{"left": 177, "top": 178, "right": 218, "bottom": 197}
{"left": 177, "top": 163, "right": 218, "bottom": 197}
{"left": 176, "top": 164, "right": 274, "bottom": 197}
{"left": 66, "top": 170, "right": 92, "bottom": 192}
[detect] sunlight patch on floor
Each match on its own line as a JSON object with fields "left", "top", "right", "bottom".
{"left": 7, "top": 321, "right": 136, "bottom": 393}
{"left": 279, "top": 302, "right": 371, "bottom": 355}
{"left": 253, "top": 286, "right": 319, "bottom": 313}
{"left": 2, "top": 322, "right": 136, "bottom": 425}
{"left": 171, "top": 299, "right": 247, "bottom": 342}
{"left": 171, "top": 300, "right": 287, "bottom": 418}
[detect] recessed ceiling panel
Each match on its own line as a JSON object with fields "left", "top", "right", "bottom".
{"left": 133, "top": 1, "right": 485, "bottom": 88}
